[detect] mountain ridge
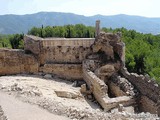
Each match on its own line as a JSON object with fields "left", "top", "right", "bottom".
{"left": 0, "top": 12, "right": 160, "bottom": 34}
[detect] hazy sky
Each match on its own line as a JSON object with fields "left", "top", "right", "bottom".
{"left": 1, "top": 0, "right": 160, "bottom": 17}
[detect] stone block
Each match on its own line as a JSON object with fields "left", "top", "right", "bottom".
{"left": 55, "top": 90, "right": 82, "bottom": 99}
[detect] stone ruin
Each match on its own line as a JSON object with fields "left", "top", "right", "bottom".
{"left": 0, "top": 21, "right": 160, "bottom": 116}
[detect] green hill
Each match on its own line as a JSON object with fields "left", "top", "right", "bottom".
{"left": 0, "top": 12, "right": 160, "bottom": 34}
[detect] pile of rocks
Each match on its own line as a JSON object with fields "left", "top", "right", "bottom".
{"left": 0, "top": 106, "right": 7, "bottom": 120}
{"left": 4, "top": 83, "right": 42, "bottom": 97}
{"left": 110, "top": 74, "right": 138, "bottom": 97}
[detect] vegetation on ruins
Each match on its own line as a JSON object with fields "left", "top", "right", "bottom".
{"left": 1, "top": 24, "right": 160, "bottom": 83}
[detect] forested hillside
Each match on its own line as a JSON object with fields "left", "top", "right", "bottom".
{"left": 1, "top": 24, "right": 160, "bottom": 83}
{"left": 1, "top": 12, "right": 160, "bottom": 34}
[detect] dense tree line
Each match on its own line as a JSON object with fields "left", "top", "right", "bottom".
{"left": 0, "top": 34, "right": 24, "bottom": 49}
{"left": 28, "top": 24, "right": 95, "bottom": 38}
{"left": 1, "top": 24, "right": 160, "bottom": 83}
{"left": 103, "top": 27, "right": 160, "bottom": 82}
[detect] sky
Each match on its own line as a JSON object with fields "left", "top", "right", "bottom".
{"left": 0, "top": 0, "right": 160, "bottom": 17}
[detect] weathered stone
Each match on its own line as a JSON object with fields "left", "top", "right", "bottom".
{"left": 113, "top": 42, "right": 125, "bottom": 67}
{"left": 80, "top": 84, "right": 87, "bottom": 94}
{"left": 72, "top": 81, "right": 78, "bottom": 87}
{"left": 44, "top": 74, "right": 52, "bottom": 79}
{"left": 118, "top": 104, "right": 124, "bottom": 112}
{"left": 139, "top": 96, "right": 158, "bottom": 114}
{"left": 11, "top": 83, "right": 23, "bottom": 91}
{"left": 26, "top": 35, "right": 95, "bottom": 65}
{"left": 0, "top": 49, "right": 38, "bottom": 75}
{"left": 95, "top": 64, "right": 115, "bottom": 79}
{"left": 24, "top": 35, "right": 41, "bottom": 55}
{"left": 42, "top": 64, "right": 83, "bottom": 80}
{"left": 109, "top": 75, "right": 137, "bottom": 97}
{"left": 83, "top": 62, "right": 136, "bottom": 111}
{"left": 121, "top": 67, "right": 160, "bottom": 115}
{"left": 55, "top": 90, "right": 81, "bottom": 99}
{"left": 95, "top": 20, "right": 100, "bottom": 37}
{"left": 109, "top": 82, "right": 127, "bottom": 96}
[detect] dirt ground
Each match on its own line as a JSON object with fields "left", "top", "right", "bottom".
{"left": 0, "top": 74, "right": 159, "bottom": 120}
{"left": 0, "top": 91, "right": 70, "bottom": 120}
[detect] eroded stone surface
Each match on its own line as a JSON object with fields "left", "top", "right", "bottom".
{"left": 82, "top": 32, "right": 135, "bottom": 111}
{"left": 55, "top": 90, "right": 82, "bottom": 99}
{"left": 109, "top": 74, "right": 138, "bottom": 97}
{"left": 0, "top": 49, "right": 38, "bottom": 75}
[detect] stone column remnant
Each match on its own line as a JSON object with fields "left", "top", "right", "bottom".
{"left": 95, "top": 20, "right": 100, "bottom": 37}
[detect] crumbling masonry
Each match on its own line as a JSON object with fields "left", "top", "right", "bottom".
{"left": 0, "top": 21, "right": 160, "bottom": 115}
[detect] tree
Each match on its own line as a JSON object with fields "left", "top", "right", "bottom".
{"left": 9, "top": 34, "right": 24, "bottom": 49}
{"left": 28, "top": 27, "right": 42, "bottom": 37}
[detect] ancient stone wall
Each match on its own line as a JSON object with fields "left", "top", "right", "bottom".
{"left": 1, "top": 31, "right": 160, "bottom": 116}
{"left": 83, "top": 62, "right": 135, "bottom": 111}
{"left": 42, "top": 38, "right": 94, "bottom": 47}
{"left": 23, "top": 35, "right": 94, "bottom": 80}
{"left": 41, "top": 63, "right": 82, "bottom": 80}
{"left": 39, "top": 46, "right": 91, "bottom": 65}
{"left": 0, "top": 49, "right": 38, "bottom": 75}
{"left": 82, "top": 32, "right": 135, "bottom": 111}
{"left": 24, "top": 35, "right": 95, "bottom": 65}
{"left": 121, "top": 68, "right": 160, "bottom": 114}
{"left": 24, "top": 35, "right": 41, "bottom": 55}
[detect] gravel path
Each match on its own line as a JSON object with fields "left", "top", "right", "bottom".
{"left": 0, "top": 91, "right": 70, "bottom": 120}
